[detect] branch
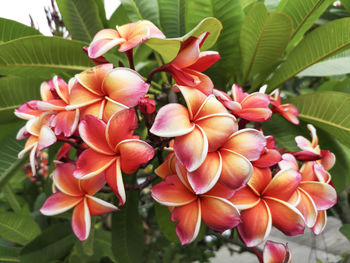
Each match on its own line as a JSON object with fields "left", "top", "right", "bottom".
{"left": 125, "top": 174, "right": 158, "bottom": 191}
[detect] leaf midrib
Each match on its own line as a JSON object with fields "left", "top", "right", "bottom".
{"left": 0, "top": 63, "right": 90, "bottom": 71}
{"left": 298, "top": 113, "right": 350, "bottom": 132}
{"left": 0, "top": 219, "right": 30, "bottom": 244}
{"left": 71, "top": 0, "right": 92, "bottom": 40}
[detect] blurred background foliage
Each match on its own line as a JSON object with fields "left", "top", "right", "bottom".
{"left": 0, "top": 0, "right": 350, "bottom": 262}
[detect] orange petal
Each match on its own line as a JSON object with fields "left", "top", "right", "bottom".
{"left": 262, "top": 169, "right": 301, "bottom": 202}
{"left": 194, "top": 95, "right": 231, "bottom": 120}
{"left": 117, "top": 139, "right": 154, "bottom": 174}
{"left": 174, "top": 125, "right": 208, "bottom": 172}
{"left": 51, "top": 110, "right": 79, "bottom": 137}
{"left": 86, "top": 195, "right": 118, "bottom": 216}
{"left": 321, "top": 150, "right": 335, "bottom": 171}
{"left": 74, "top": 149, "right": 115, "bottom": 179}
{"left": 238, "top": 200, "right": 272, "bottom": 247}
{"left": 187, "top": 151, "right": 222, "bottom": 194}
{"left": 67, "top": 79, "right": 103, "bottom": 110}
{"left": 296, "top": 188, "right": 317, "bottom": 227}
{"left": 106, "top": 109, "right": 138, "bottom": 150}
{"left": 230, "top": 186, "right": 260, "bottom": 210}
{"left": 205, "top": 181, "right": 236, "bottom": 200}
{"left": 150, "top": 103, "right": 194, "bottom": 137}
{"left": 151, "top": 174, "right": 197, "bottom": 206}
{"left": 219, "top": 149, "right": 253, "bottom": 190}
{"left": 79, "top": 115, "right": 114, "bottom": 155}
{"left": 40, "top": 80, "right": 56, "bottom": 101}
{"left": 53, "top": 76, "right": 70, "bottom": 103}
{"left": 155, "top": 153, "right": 176, "bottom": 179}
{"left": 102, "top": 98, "right": 129, "bottom": 122}
{"left": 188, "top": 51, "right": 221, "bottom": 72}
{"left": 52, "top": 163, "right": 82, "bottom": 196}
{"left": 105, "top": 158, "right": 126, "bottom": 206}
{"left": 300, "top": 161, "right": 318, "bottom": 182}
{"left": 40, "top": 192, "right": 82, "bottom": 216}
{"left": 72, "top": 199, "right": 91, "bottom": 241}
{"left": 171, "top": 199, "right": 201, "bottom": 245}
{"left": 88, "top": 29, "right": 124, "bottom": 58}
{"left": 80, "top": 100, "right": 105, "bottom": 120}
{"left": 102, "top": 68, "right": 149, "bottom": 107}
{"left": 196, "top": 114, "right": 237, "bottom": 151}
{"left": 201, "top": 195, "right": 240, "bottom": 233}
{"left": 299, "top": 181, "right": 337, "bottom": 210}
{"left": 177, "top": 85, "right": 207, "bottom": 119}
{"left": 221, "top": 129, "right": 266, "bottom": 161}
{"left": 263, "top": 241, "right": 290, "bottom": 263}
{"left": 264, "top": 197, "right": 305, "bottom": 236}
{"left": 171, "top": 34, "right": 202, "bottom": 68}
{"left": 312, "top": 210, "right": 327, "bottom": 235}
{"left": 182, "top": 69, "right": 213, "bottom": 96}
{"left": 79, "top": 172, "right": 106, "bottom": 196}
{"left": 18, "top": 135, "right": 38, "bottom": 158}
{"left": 248, "top": 167, "right": 272, "bottom": 194}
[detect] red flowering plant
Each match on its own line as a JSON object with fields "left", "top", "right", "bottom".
{"left": 2, "top": 1, "right": 350, "bottom": 262}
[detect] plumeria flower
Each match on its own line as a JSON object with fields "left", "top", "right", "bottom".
{"left": 162, "top": 33, "right": 220, "bottom": 95}
{"left": 40, "top": 163, "right": 118, "bottom": 241}
{"left": 150, "top": 85, "right": 237, "bottom": 172}
{"left": 17, "top": 112, "right": 56, "bottom": 175}
{"left": 74, "top": 109, "right": 154, "bottom": 205}
{"left": 214, "top": 84, "right": 272, "bottom": 122}
{"left": 88, "top": 20, "right": 165, "bottom": 58}
{"left": 278, "top": 154, "right": 337, "bottom": 230}
{"left": 66, "top": 64, "right": 149, "bottom": 122}
{"left": 270, "top": 89, "right": 299, "bottom": 125}
{"left": 252, "top": 136, "right": 282, "bottom": 168}
{"left": 230, "top": 167, "right": 305, "bottom": 247}
{"left": 263, "top": 241, "right": 291, "bottom": 263}
{"left": 151, "top": 161, "right": 240, "bottom": 245}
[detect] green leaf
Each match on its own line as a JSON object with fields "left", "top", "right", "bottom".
{"left": 158, "top": 0, "right": 186, "bottom": 37}
{"left": 154, "top": 203, "right": 179, "bottom": 243}
{"left": 240, "top": 3, "right": 292, "bottom": 82}
{"left": 0, "top": 212, "right": 41, "bottom": 245}
{"left": 120, "top": 0, "right": 161, "bottom": 26}
{"left": 288, "top": 91, "right": 350, "bottom": 148}
{"left": 297, "top": 50, "right": 350, "bottom": 77}
{"left": 95, "top": 0, "right": 109, "bottom": 28}
{"left": 340, "top": 224, "right": 350, "bottom": 241}
{"left": 0, "top": 246, "right": 21, "bottom": 262}
{"left": 108, "top": 4, "right": 130, "bottom": 27}
{"left": 343, "top": 0, "right": 350, "bottom": 14}
{"left": 112, "top": 191, "right": 144, "bottom": 263}
{"left": 3, "top": 185, "right": 21, "bottom": 213}
{"left": 240, "top": 0, "right": 256, "bottom": 10}
{"left": 0, "top": 76, "right": 42, "bottom": 124}
{"left": 56, "top": 0, "right": 104, "bottom": 42}
{"left": 267, "top": 18, "right": 350, "bottom": 90}
{"left": 20, "top": 223, "right": 76, "bottom": 263}
{"left": 145, "top": 38, "right": 181, "bottom": 63}
{"left": 0, "top": 18, "right": 41, "bottom": 43}
{"left": 0, "top": 36, "right": 94, "bottom": 79}
{"left": 277, "top": 0, "right": 334, "bottom": 51}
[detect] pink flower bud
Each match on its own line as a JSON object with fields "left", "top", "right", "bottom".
{"left": 138, "top": 96, "right": 156, "bottom": 114}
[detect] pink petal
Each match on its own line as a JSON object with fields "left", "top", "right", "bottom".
{"left": 231, "top": 84, "right": 247, "bottom": 103}
{"left": 296, "top": 188, "right": 317, "bottom": 227}
{"left": 151, "top": 174, "right": 197, "bottom": 206}
{"left": 312, "top": 210, "right": 327, "bottom": 235}
{"left": 150, "top": 103, "right": 194, "bottom": 137}
{"left": 299, "top": 181, "right": 337, "bottom": 210}
{"left": 230, "top": 186, "right": 260, "bottom": 210}
{"left": 88, "top": 29, "right": 124, "bottom": 58}
{"left": 40, "top": 80, "right": 56, "bottom": 101}
{"left": 295, "top": 136, "right": 313, "bottom": 152}
{"left": 52, "top": 163, "right": 82, "bottom": 196}
{"left": 252, "top": 149, "right": 282, "bottom": 168}
{"left": 171, "top": 34, "right": 202, "bottom": 69}
{"left": 40, "top": 192, "right": 83, "bottom": 216}
{"left": 182, "top": 69, "right": 213, "bottom": 95}
{"left": 201, "top": 196, "right": 240, "bottom": 233}
{"left": 74, "top": 149, "right": 115, "bottom": 179}
{"left": 51, "top": 110, "right": 79, "bottom": 137}
{"left": 67, "top": 79, "right": 103, "bottom": 110}
{"left": 188, "top": 51, "right": 221, "bottom": 72}
{"left": 263, "top": 241, "right": 289, "bottom": 263}
{"left": 86, "top": 195, "right": 118, "bottom": 216}
{"left": 321, "top": 150, "right": 336, "bottom": 171}
{"left": 278, "top": 153, "right": 299, "bottom": 171}
{"left": 102, "top": 98, "right": 129, "bottom": 122}
{"left": 194, "top": 95, "right": 231, "bottom": 120}
{"left": 38, "top": 125, "right": 56, "bottom": 150}
{"left": 15, "top": 101, "right": 44, "bottom": 120}
{"left": 171, "top": 200, "right": 201, "bottom": 245}
{"left": 79, "top": 115, "right": 114, "bottom": 155}
{"left": 187, "top": 151, "right": 222, "bottom": 194}
{"left": 205, "top": 181, "right": 236, "bottom": 200}
{"left": 105, "top": 158, "right": 126, "bottom": 206}
{"left": 79, "top": 173, "right": 106, "bottom": 196}
{"left": 177, "top": 85, "right": 207, "bottom": 119}
{"left": 117, "top": 139, "right": 155, "bottom": 174}
{"left": 238, "top": 200, "right": 272, "bottom": 247}
{"left": 241, "top": 92, "right": 270, "bottom": 109}
{"left": 174, "top": 125, "right": 208, "bottom": 172}
{"left": 72, "top": 199, "right": 91, "bottom": 241}
{"left": 219, "top": 149, "right": 253, "bottom": 190}
{"left": 221, "top": 129, "right": 266, "bottom": 161}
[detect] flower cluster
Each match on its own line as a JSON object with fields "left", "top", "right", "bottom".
{"left": 15, "top": 19, "right": 337, "bottom": 260}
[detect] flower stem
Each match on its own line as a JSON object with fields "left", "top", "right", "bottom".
{"left": 126, "top": 49, "right": 135, "bottom": 70}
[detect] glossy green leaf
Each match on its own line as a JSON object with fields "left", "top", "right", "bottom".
{"left": 267, "top": 18, "right": 350, "bottom": 90}
{"left": 108, "top": 4, "right": 130, "bottom": 27}
{"left": 154, "top": 203, "right": 179, "bottom": 243}
{"left": 120, "top": 0, "right": 161, "bottom": 26}
{"left": 56, "top": 0, "right": 104, "bottom": 42}
{"left": 145, "top": 38, "right": 181, "bottom": 63}
{"left": 240, "top": 0, "right": 256, "bottom": 10}
{"left": 288, "top": 91, "right": 350, "bottom": 148}
{"left": 0, "top": 18, "right": 41, "bottom": 43}
{"left": 0, "top": 212, "right": 41, "bottom": 245}
{"left": 112, "top": 191, "right": 144, "bottom": 263}
{"left": 95, "top": 0, "right": 109, "bottom": 28}
{"left": 277, "top": 0, "right": 334, "bottom": 51}
{"left": 158, "top": 0, "right": 186, "bottom": 37}
{"left": 0, "top": 246, "right": 20, "bottom": 262}
{"left": 20, "top": 223, "right": 75, "bottom": 263}
{"left": 0, "top": 36, "right": 94, "bottom": 79}
{"left": 343, "top": 0, "right": 350, "bottom": 14}
{"left": 0, "top": 76, "right": 42, "bottom": 124}
{"left": 240, "top": 3, "right": 292, "bottom": 82}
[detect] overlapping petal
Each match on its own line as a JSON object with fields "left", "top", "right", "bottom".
{"left": 40, "top": 192, "right": 83, "bottom": 216}
{"left": 263, "top": 241, "right": 291, "bottom": 263}
{"left": 86, "top": 195, "right": 118, "bottom": 216}
{"left": 105, "top": 158, "right": 126, "bottom": 206}
{"left": 72, "top": 199, "right": 91, "bottom": 241}
{"left": 299, "top": 181, "right": 337, "bottom": 210}
{"left": 296, "top": 188, "right": 317, "bottom": 227}
{"left": 312, "top": 210, "right": 327, "bottom": 235}
{"left": 230, "top": 186, "right": 260, "bottom": 210}
{"left": 52, "top": 163, "right": 82, "bottom": 196}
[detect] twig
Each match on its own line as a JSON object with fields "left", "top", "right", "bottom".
{"left": 125, "top": 174, "right": 158, "bottom": 191}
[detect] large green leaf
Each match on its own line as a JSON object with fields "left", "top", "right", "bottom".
{"left": 0, "top": 18, "right": 41, "bottom": 43}
{"left": 267, "top": 18, "right": 350, "bottom": 90}
{"left": 0, "top": 76, "right": 42, "bottom": 124}
{"left": 277, "top": 0, "right": 334, "bottom": 51}
{"left": 0, "top": 246, "right": 20, "bottom": 262}
{"left": 145, "top": 38, "right": 181, "bottom": 63}
{"left": 343, "top": 0, "right": 350, "bottom": 14}
{"left": 0, "top": 212, "right": 41, "bottom": 245}
{"left": 158, "top": 0, "right": 186, "bottom": 37}
{"left": 154, "top": 203, "right": 179, "bottom": 243}
{"left": 120, "top": 0, "right": 161, "bottom": 26}
{"left": 20, "top": 223, "right": 75, "bottom": 263}
{"left": 56, "top": 0, "right": 104, "bottom": 42}
{"left": 288, "top": 91, "right": 350, "bottom": 148}
{"left": 108, "top": 4, "right": 130, "bottom": 27}
{"left": 0, "top": 36, "right": 94, "bottom": 79}
{"left": 112, "top": 191, "right": 144, "bottom": 263}
{"left": 240, "top": 3, "right": 292, "bottom": 82}
{"left": 297, "top": 50, "right": 350, "bottom": 77}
